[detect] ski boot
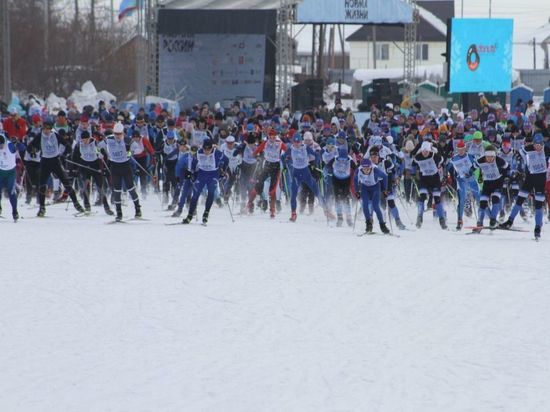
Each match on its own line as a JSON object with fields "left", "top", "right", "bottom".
{"left": 270, "top": 209, "right": 275, "bottom": 219}
{"left": 520, "top": 209, "right": 528, "bottom": 221}
{"left": 324, "top": 209, "right": 336, "bottom": 220}
{"left": 365, "top": 219, "right": 373, "bottom": 233}
{"left": 202, "top": 210, "right": 209, "bottom": 224}
{"left": 84, "top": 204, "right": 92, "bottom": 213}
{"left": 439, "top": 217, "right": 448, "bottom": 230}
{"left": 115, "top": 208, "right": 123, "bottom": 222}
{"left": 167, "top": 203, "right": 176, "bottom": 211}
{"left": 182, "top": 214, "right": 193, "bottom": 224}
{"left": 247, "top": 201, "right": 254, "bottom": 214}
{"left": 472, "top": 222, "right": 483, "bottom": 233}
{"left": 489, "top": 218, "right": 498, "bottom": 230}
{"left": 171, "top": 209, "right": 182, "bottom": 218}
{"left": 216, "top": 198, "right": 223, "bottom": 208}
{"left": 104, "top": 206, "right": 114, "bottom": 216}
{"left": 308, "top": 204, "right": 314, "bottom": 215}
{"left": 336, "top": 214, "right": 344, "bottom": 227}
{"left": 276, "top": 200, "right": 282, "bottom": 212}
{"left": 416, "top": 215, "right": 423, "bottom": 228}
{"left": 75, "top": 203, "right": 85, "bottom": 214}
{"left": 535, "top": 225, "right": 541, "bottom": 240}
{"left": 260, "top": 199, "right": 268, "bottom": 212}
{"left": 289, "top": 211, "right": 297, "bottom": 222}
{"left": 380, "top": 222, "right": 390, "bottom": 234}
{"left": 499, "top": 209, "right": 506, "bottom": 221}
{"left": 456, "top": 219, "right": 463, "bottom": 231}
{"left": 12, "top": 210, "right": 19, "bottom": 222}
{"left": 134, "top": 204, "right": 142, "bottom": 218}
{"left": 499, "top": 219, "right": 513, "bottom": 230}
{"left": 395, "top": 218, "right": 406, "bottom": 230}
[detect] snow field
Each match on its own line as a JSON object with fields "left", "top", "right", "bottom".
{"left": 1, "top": 198, "right": 550, "bottom": 411}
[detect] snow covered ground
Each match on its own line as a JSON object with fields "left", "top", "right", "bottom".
{"left": 2, "top": 197, "right": 550, "bottom": 411}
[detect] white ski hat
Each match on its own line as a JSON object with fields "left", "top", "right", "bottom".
{"left": 113, "top": 122, "right": 124, "bottom": 134}
{"left": 226, "top": 135, "right": 235, "bottom": 143}
{"left": 420, "top": 141, "right": 432, "bottom": 152}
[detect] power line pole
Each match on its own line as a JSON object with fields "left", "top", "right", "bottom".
{"left": 1, "top": 0, "right": 11, "bottom": 102}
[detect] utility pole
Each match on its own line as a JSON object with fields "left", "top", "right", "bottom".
{"left": 533, "top": 37, "right": 536, "bottom": 69}
{"left": 1, "top": 0, "right": 11, "bottom": 102}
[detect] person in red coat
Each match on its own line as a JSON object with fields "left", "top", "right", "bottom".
{"left": 2, "top": 108, "right": 28, "bottom": 141}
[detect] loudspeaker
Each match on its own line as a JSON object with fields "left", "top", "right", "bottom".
{"left": 292, "top": 79, "right": 324, "bottom": 110}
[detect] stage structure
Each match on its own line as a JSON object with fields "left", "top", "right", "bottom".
{"left": 157, "top": 0, "right": 278, "bottom": 109}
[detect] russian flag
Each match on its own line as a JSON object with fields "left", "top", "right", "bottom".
{"left": 118, "top": 0, "right": 138, "bottom": 21}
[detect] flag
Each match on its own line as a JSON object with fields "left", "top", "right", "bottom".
{"left": 118, "top": 0, "right": 138, "bottom": 21}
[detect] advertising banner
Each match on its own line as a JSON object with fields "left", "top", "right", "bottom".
{"left": 296, "top": 0, "right": 412, "bottom": 24}
{"left": 449, "top": 18, "right": 513, "bottom": 93}
{"left": 159, "top": 34, "right": 266, "bottom": 107}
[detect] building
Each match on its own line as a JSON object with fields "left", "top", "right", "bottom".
{"left": 346, "top": 0, "right": 454, "bottom": 72}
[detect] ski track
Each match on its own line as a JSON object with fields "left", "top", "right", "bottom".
{"left": 1, "top": 198, "right": 550, "bottom": 411}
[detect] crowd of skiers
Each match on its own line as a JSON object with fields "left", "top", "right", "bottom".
{"left": 1, "top": 97, "right": 549, "bottom": 238}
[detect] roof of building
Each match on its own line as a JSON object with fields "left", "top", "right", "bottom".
{"left": 346, "top": 1, "right": 454, "bottom": 43}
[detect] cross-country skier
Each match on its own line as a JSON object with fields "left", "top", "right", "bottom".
{"left": 105, "top": 122, "right": 142, "bottom": 221}
{"left": 0, "top": 134, "right": 23, "bottom": 221}
{"left": 182, "top": 138, "right": 228, "bottom": 225}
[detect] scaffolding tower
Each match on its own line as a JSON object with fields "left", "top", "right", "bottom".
{"left": 137, "top": 0, "right": 158, "bottom": 108}
{"left": 1, "top": 0, "right": 11, "bottom": 101}
{"left": 403, "top": 0, "right": 419, "bottom": 96}
{"left": 275, "top": 0, "right": 295, "bottom": 108}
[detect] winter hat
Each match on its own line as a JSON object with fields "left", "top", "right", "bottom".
{"left": 292, "top": 133, "right": 303, "bottom": 143}
{"left": 226, "top": 135, "right": 235, "bottom": 143}
{"left": 303, "top": 131, "right": 314, "bottom": 141}
{"left": 31, "top": 114, "right": 42, "bottom": 124}
{"left": 385, "top": 135, "right": 393, "bottom": 145}
{"left": 404, "top": 140, "right": 415, "bottom": 152}
{"left": 246, "top": 123, "right": 255, "bottom": 132}
{"left": 81, "top": 131, "right": 90, "bottom": 139}
{"left": 420, "top": 141, "right": 432, "bottom": 152}
{"left": 473, "top": 131, "right": 483, "bottom": 140}
{"left": 43, "top": 119, "right": 54, "bottom": 128}
{"left": 337, "top": 147, "right": 348, "bottom": 158}
{"left": 166, "top": 130, "right": 176, "bottom": 140}
{"left": 113, "top": 122, "right": 124, "bottom": 134}
{"left": 533, "top": 133, "right": 544, "bottom": 145}
{"left": 370, "top": 136, "right": 383, "bottom": 147}
{"left": 456, "top": 140, "right": 466, "bottom": 149}
{"left": 360, "top": 158, "right": 372, "bottom": 168}
{"left": 326, "top": 137, "right": 336, "bottom": 146}
{"left": 337, "top": 130, "right": 347, "bottom": 140}
{"left": 80, "top": 114, "right": 89, "bottom": 122}
{"left": 0, "top": 134, "right": 5, "bottom": 145}
{"left": 484, "top": 144, "right": 496, "bottom": 157}
{"left": 202, "top": 138, "right": 213, "bottom": 149}
{"left": 246, "top": 134, "right": 256, "bottom": 144}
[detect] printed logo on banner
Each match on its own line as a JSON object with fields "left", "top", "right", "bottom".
{"left": 345, "top": 0, "right": 368, "bottom": 20}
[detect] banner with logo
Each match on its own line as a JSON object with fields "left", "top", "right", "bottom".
{"left": 159, "top": 34, "right": 266, "bottom": 108}
{"left": 449, "top": 18, "right": 513, "bottom": 93}
{"left": 296, "top": 0, "right": 413, "bottom": 24}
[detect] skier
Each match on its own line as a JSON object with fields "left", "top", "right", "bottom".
{"left": 171, "top": 141, "right": 195, "bottom": 218}
{"left": 0, "top": 134, "right": 23, "bottom": 221}
{"left": 472, "top": 144, "right": 509, "bottom": 232}
{"left": 412, "top": 141, "right": 447, "bottom": 229}
{"left": 500, "top": 133, "right": 549, "bottom": 239}
{"left": 105, "top": 122, "right": 142, "bottom": 221}
{"left": 22, "top": 115, "right": 42, "bottom": 204}
{"left": 219, "top": 135, "right": 242, "bottom": 204}
{"left": 248, "top": 129, "right": 287, "bottom": 218}
{"left": 182, "top": 138, "right": 228, "bottom": 225}
{"left": 449, "top": 139, "right": 480, "bottom": 230}
{"left": 27, "top": 119, "right": 84, "bottom": 217}
{"left": 162, "top": 129, "right": 179, "bottom": 207}
{"left": 284, "top": 133, "right": 331, "bottom": 222}
{"left": 328, "top": 146, "right": 356, "bottom": 226}
{"left": 71, "top": 130, "right": 113, "bottom": 215}
{"left": 353, "top": 157, "right": 390, "bottom": 234}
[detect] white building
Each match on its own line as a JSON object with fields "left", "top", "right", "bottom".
{"left": 346, "top": 0, "right": 453, "bottom": 72}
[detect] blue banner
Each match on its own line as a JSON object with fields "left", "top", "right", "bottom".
{"left": 449, "top": 18, "right": 513, "bottom": 93}
{"left": 297, "top": 0, "right": 412, "bottom": 24}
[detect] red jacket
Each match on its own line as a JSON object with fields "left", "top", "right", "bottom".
{"left": 2, "top": 117, "right": 28, "bottom": 141}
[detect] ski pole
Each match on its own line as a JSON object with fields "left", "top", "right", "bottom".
{"left": 352, "top": 196, "right": 359, "bottom": 232}
{"left": 387, "top": 201, "right": 394, "bottom": 235}
{"left": 219, "top": 174, "right": 235, "bottom": 223}
{"left": 64, "top": 158, "right": 102, "bottom": 174}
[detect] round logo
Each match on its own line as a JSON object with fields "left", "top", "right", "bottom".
{"left": 466, "top": 44, "right": 480, "bottom": 71}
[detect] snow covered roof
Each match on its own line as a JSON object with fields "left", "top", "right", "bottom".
{"left": 161, "top": 0, "right": 281, "bottom": 9}
{"left": 346, "top": 0, "right": 453, "bottom": 42}
{"left": 518, "top": 22, "right": 550, "bottom": 44}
